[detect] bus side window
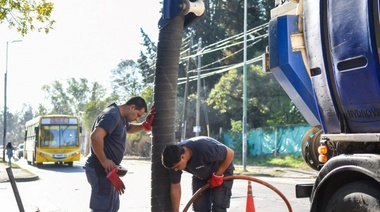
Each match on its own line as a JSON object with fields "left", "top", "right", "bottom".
{"left": 24, "top": 130, "right": 28, "bottom": 141}
{"left": 34, "top": 127, "right": 39, "bottom": 138}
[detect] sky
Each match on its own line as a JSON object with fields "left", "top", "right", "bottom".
{"left": 0, "top": 1, "right": 161, "bottom": 113}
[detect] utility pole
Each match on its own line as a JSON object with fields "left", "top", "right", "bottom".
{"left": 181, "top": 35, "right": 193, "bottom": 142}
{"left": 202, "top": 79, "right": 210, "bottom": 137}
{"left": 195, "top": 37, "right": 202, "bottom": 136}
{"left": 2, "top": 40, "right": 22, "bottom": 162}
{"left": 242, "top": 0, "right": 248, "bottom": 171}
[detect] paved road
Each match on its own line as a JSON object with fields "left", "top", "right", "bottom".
{"left": 0, "top": 157, "right": 313, "bottom": 211}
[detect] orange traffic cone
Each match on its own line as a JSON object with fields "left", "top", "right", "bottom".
{"left": 246, "top": 181, "right": 255, "bottom": 212}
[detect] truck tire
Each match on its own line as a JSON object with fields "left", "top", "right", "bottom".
{"left": 324, "top": 180, "right": 380, "bottom": 212}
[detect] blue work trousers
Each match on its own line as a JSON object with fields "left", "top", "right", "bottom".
{"left": 192, "top": 176, "right": 233, "bottom": 212}
{"left": 84, "top": 166, "right": 119, "bottom": 212}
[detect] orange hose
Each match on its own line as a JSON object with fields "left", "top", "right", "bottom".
{"left": 183, "top": 175, "right": 293, "bottom": 212}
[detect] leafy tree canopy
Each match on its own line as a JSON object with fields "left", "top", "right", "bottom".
{"left": 0, "top": 0, "right": 54, "bottom": 35}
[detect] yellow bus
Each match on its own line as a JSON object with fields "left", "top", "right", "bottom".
{"left": 24, "top": 115, "right": 82, "bottom": 167}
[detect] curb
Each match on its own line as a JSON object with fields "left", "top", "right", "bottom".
{"left": 2, "top": 175, "right": 39, "bottom": 183}
{"left": 0, "top": 163, "right": 39, "bottom": 183}
{"left": 234, "top": 166, "right": 317, "bottom": 179}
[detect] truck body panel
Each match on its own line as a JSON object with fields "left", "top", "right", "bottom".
{"left": 269, "top": 0, "right": 380, "bottom": 210}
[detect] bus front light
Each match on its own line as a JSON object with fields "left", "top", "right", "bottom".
{"left": 71, "top": 151, "right": 79, "bottom": 156}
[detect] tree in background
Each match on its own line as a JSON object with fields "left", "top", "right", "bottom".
{"left": 67, "top": 78, "right": 91, "bottom": 115}
{"left": 42, "top": 81, "right": 72, "bottom": 114}
{"left": 208, "top": 65, "right": 306, "bottom": 130}
{"left": 14, "top": 104, "right": 35, "bottom": 144}
{"left": 179, "top": 0, "right": 275, "bottom": 136}
{"left": 111, "top": 59, "right": 143, "bottom": 100}
{"left": 137, "top": 28, "right": 157, "bottom": 85}
{"left": 42, "top": 78, "right": 87, "bottom": 114}
{"left": 0, "top": 103, "right": 36, "bottom": 148}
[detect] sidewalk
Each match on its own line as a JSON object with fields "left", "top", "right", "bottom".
{"left": 0, "top": 158, "right": 38, "bottom": 183}
{"left": 0, "top": 156, "right": 317, "bottom": 183}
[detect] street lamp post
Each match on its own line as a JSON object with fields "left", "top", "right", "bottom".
{"left": 2, "top": 40, "right": 22, "bottom": 161}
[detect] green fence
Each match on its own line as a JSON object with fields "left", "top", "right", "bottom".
{"left": 222, "top": 124, "right": 311, "bottom": 156}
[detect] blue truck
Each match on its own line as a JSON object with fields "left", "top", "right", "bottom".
{"left": 268, "top": 0, "right": 380, "bottom": 211}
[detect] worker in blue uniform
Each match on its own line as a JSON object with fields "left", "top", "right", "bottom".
{"left": 162, "top": 136, "right": 234, "bottom": 212}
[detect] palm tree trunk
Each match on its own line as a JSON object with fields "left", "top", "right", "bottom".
{"left": 151, "top": 14, "right": 185, "bottom": 211}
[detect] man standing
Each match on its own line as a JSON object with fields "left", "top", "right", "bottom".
{"left": 162, "top": 136, "right": 234, "bottom": 212}
{"left": 84, "top": 96, "right": 155, "bottom": 212}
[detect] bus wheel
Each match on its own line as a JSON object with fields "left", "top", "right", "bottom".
{"left": 25, "top": 153, "right": 31, "bottom": 165}
{"left": 67, "top": 162, "right": 73, "bottom": 167}
{"left": 324, "top": 180, "right": 380, "bottom": 211}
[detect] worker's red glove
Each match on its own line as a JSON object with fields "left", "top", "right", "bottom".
{"left": 142, "top": 106, "right": 156, "bottom": 132}
{"left": 208, "top": 173, "right": 224, "bottom": 188}
{"left": 107, "top": 167, "right": 125, "bottom": 195}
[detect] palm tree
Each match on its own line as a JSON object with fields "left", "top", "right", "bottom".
{"left": 151, "top": 1, "right": 205, "bottom": 210}
{"left": 150, "top": 12, "right": 186, "bottom": 212}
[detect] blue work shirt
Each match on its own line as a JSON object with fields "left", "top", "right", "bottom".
{"left": 169, "top": 136, "right": 234, "bottom": 183}
{"left": 85, "top": 103, "right": 130, "bottom": 174}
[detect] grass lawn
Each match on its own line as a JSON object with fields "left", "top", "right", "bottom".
{"left": 234, "top": 155, "right": 311, "bottom": 170}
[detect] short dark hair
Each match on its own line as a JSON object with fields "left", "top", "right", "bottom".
{"left": 126, "top": 96, "right": 148, "bottom": 112}
{"left": 161, "top": 145, "right": 184, "bottom": 169}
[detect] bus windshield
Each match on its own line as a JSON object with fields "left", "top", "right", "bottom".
{"left": 40, "top": 125, "right": 79, "bottom": 148}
